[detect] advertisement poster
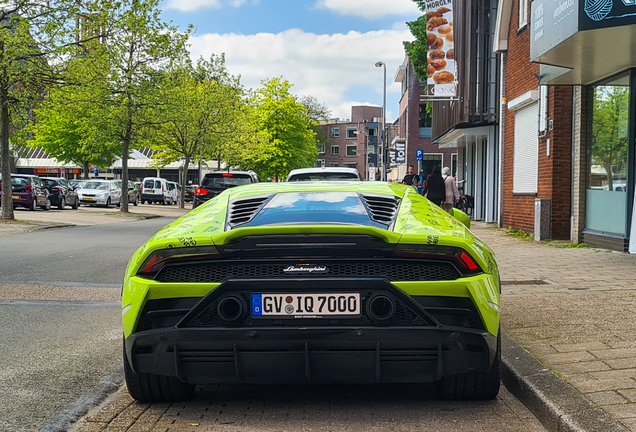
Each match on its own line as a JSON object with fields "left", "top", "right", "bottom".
{"left": 425, "top": 0, "right": 457, "bottom": 97}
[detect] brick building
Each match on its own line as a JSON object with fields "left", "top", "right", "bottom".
{"left": 496, "top": 0, "right": 636, "bottom": 251}
{"left": 393, "top": 57, "right": 456, "bottom": 183}
{"left": 317, "top": 106, "right": 383, "bottom": 180}
{"left": 494, "top": 0, "right": 573, "bottom": 239}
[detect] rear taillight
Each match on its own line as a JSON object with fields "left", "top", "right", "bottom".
{"left": 137, "top": 245, "right": 221, "bottom": 277}
{"left": 195, "top": 188, "right": 208, "bottom": 195}
{"left": 52, "top": 187, "right": 61, "bottom": 192}
{"left": 223, "top": 173, "right": 234, "bottom": 177}
{"left": 393, "top": 244, "right": 483, "bottom": 276}
{"left": 26, "top": 185, "right": 32, "bottom": 192}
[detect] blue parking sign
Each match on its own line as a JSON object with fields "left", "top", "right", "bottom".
{"left": 416, "top": 149, "right": 423, "bottom": 161}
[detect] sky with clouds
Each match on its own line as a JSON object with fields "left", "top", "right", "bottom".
{"left": 160, "top": 0, "right": 421, "bottom": 122}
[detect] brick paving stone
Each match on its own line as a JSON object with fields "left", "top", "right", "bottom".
{"left": 543, "top": 351, "right": 598, "bottom": 365}
{"left": 619, "top": 418, "right": 636, "bottom": 432}
{"left": 86, "top": 395, "right": 135, "bottom": 423}
{"left": 602, "top": 404, "right": 636, "bottom": 419}
{"left": 591, "top": 348, "right": 636, "bottom": 360}
{"left": 606, "top": 358, "right": 636, "bottom": 370}
{"left": 586, "top": 390, "right": 630, "bottom": 405}
{"left": 555, "top": 361, "right": 612, "bottom": 375}
{"left": 74, "top": 421, "right": 108, "bottom": 432}
{"left": 552, "top": 342, "right": 609, "bottom": 353}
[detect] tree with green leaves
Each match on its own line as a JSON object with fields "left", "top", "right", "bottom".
{"left": 151, "top": 55, "right": 249, "bottom": 207}
{"left": 68, "top": 0, "right": 190, "bottom": 212}
{"left": 243, "top": 78, "right": 318, "bottom": 180}
{"left": 0, "top": 1, "right": 89, "bottom": 221}
{"left": 403, "top": 14, "right": 428, "bottom": 82}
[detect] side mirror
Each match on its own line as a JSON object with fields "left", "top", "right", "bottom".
{"left": 449, "top": 208, "right": 471, "bottom": 229}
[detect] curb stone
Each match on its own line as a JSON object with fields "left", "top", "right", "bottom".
{"left": 501, "top": 332, "right": 629, "bottom": 432}
{"left": 37, "top": 366, "right": 124, "bottom": 432}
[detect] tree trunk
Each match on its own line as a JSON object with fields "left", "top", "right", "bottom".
{"left": 1, "top": 86, "right": 14, "bottom": 221}
{"left": 83, "top": 161, "right": 90, "bottom": 179}
{"left": 180, "top": 157, "right": 189, "bottom": 209}
{"left": 120, "top": 126, "right": 131, "bottom": 213}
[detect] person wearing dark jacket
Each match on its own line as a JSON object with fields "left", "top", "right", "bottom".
{"left": 422, "top": 165, "right": 446, "bottom": 206}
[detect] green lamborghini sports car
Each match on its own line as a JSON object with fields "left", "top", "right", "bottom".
{"left": 122, "top": 181, "right": 501, "bottom": 402}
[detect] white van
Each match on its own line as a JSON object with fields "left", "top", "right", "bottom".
{"left": 141, "top": 177, "right": 169, "bottom": 205}
{"left": 167, "top": 181, "right": 179, "bottom": 205}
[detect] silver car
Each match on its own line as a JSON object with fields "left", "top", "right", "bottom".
{"left": 77, "top": 180, "right": 122, "bottom": 207}
{"left": 286, "top": 167, "right": 363, "bottom": 181}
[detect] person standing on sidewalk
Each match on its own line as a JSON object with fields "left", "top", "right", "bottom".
{"left": 402, "top": 165, "right": 421, "bottom": 190}
{"left": 422, "top": 165, "right": 446, "bottom": 206}
{"left": 441, "top": 166, "right": 459, "bottom": 212}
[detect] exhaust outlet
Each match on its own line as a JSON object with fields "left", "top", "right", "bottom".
{"left": 218, "top": 296, "right": 245, "bottom": 322}
{"left": 367, "top": 295, "right": 395, "bottom": 321}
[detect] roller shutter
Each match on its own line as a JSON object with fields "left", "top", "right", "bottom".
{"left": 513, "top": 103, "right": 539, "bottom": 194}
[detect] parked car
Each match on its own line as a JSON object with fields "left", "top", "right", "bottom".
{"left": 114, "top": 181, "right": 139, "bottom": 206}
{"left": 122, "top": 182, "right": 498, "bottom": 403}
{"left": 41, "top": 177, "right": 80, "bottom": 210}
{"left": 77, "top": 180, "right": 121, "bottom": 207}
{"left": 193, "top": 171, "right": 260, "bottom": 208}
{"left": 0, "top": 174, "right": 51, "bottom": 211}
{"left": 287, "top": 167, "right": 363, "bottom": 181}
{"left": 141, "top": 177, "right": 169, "bottom": 205}
{"left": 68, "top": 179, "right": 86, "bottom": 190}
{"left": 167, "top": 181, "right": 179, "bottom": 205}
{"left": 184, "top": 184, "right": 198, "bottom": 202}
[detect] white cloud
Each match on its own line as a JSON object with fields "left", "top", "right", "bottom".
{"left": 314, "top": 0, "right": 420, "bottom": 19}
{"left": 165, "top": 0, "right": 252, "bottom": 12}
{"left": 189, "top": 27, "right": 413, "bottom": 122}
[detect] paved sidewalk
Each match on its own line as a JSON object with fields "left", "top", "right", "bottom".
{"left": 55, "top": 221, "right": 636, "bottom": 431}
{"left": 472, "top": 223, "right": 636, "bottom": 431}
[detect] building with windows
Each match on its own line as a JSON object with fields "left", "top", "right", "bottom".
{"left": 393, "top": 58, "right": 457, "bottom": 183}
{"left": 495, "top": 0, "right": 636, "bottom": 251}
{"left": 428, "top": 0, "right": 501, "bottom": 224}
{"left": 317, "top": 106, "right": 383, "bottom": 180}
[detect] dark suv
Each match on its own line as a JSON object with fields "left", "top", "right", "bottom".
{"left": 193, "top": 171, "right": 259, "bottom": 208}
{"left": 42, "top": 177, "right": 80, "bottom": 210}
{"left": 0, "top": 174, "right": 51, "bottom": 211}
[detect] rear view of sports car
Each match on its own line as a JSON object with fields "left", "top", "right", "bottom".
{"left": 122, "top": 182, "right": 501, "bottom": 402}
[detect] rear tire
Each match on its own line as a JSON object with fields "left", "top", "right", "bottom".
{"left": 58, "top": 197, "right": 65, "bottom": 210}
{"left": 105, "top": 197, "right": 111, "bottom": 208}
{"left": 41, "top": 198, "right": 51, "bottom": 211}
{"left": 29, "top": 199, "right": 37, "bottom": 211}
{"left": 436, "top": 331, "right": 501, "bottom": 400}
{"left": 123, "top": 338, "right": 195, "bottom": 403}
{"left": 72, "top": 199, "right": 79, "bottom": 210}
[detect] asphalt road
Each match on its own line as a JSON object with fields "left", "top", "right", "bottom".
{"left": 0, "top": 217, "right": 173, "bottom": 285}
{"left": 0, "top": 217, "right": 176, "bottom": 432}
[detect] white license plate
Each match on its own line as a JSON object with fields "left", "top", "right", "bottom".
{"left": 252, "top": 293, "right": 361, "bottom": 318}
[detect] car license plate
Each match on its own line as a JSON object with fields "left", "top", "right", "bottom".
{"left": 84, "top": 197, "right": 94, "bottom": 201}
{"left": 11, "top": 195, "right": 19, "bottom": 199}
{"left": 252, "top": 293, "right": 360, "bottom": 318}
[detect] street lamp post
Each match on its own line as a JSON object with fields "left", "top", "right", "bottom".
{"left": 375, "top": 61, "right": 386, "bottom": 181}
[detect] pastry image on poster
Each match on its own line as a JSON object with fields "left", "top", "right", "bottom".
{"left": 425, "top": 0, "right": 457, "bottom": 97}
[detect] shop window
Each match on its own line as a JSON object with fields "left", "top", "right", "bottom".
{"left": 586, "top": 73, "right": 630, "bottom": 235}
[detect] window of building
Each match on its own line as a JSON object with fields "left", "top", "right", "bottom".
{"left": 345, "top": 163, "right": 358, "bottom": 169}
{"left": 346, "top": 128, "right": 357, "bottom": 139}
{"left": 419, "top": 105, "right": 432, "bottom": 138}
{"left": 330, "top": 163, "right": 339, "bottom": 167}
{"left": 513, "top": 103, "right": 539, "bottom": 194}
{"left": 314, "top": 159, "right": 325, "bottom": 168}
{"left": 368, "top": 128, "right": 376, "bottom": 136}
{"left": 317, "top": 143, "right": 325, "bottom": 153}
{"left": 423, "top": 154, "right": 443, "bottom": 178}
{"left": 331, "top": 145, "right": 340, "bottom": 155}
{"left": 518, "top": 0, "right": 528, "bottom": 29}
{"left": 586, "top": 73, "right": 630, "bottom": 236}
{"left": 346, "top": 145, "right": 357, "bottom": 157}
{"left": 331, "top": 128, "right": 340, "bottom": 137}
{"left": 452, "top": 153, "right": 458, "bottom": 177}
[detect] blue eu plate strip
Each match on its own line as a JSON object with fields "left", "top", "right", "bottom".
{"left": 251, "top": 294, "right": 262, "bottom": 316}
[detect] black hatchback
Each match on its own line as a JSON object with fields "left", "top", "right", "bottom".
{"left": 193, "top": 171, "right": 259, "bottom": 208}
{"left": 41, "top": 177, "right": 80, "bottom": 210}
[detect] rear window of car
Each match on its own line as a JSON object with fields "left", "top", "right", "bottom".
{"left": 202, "top": 174, "right": 253, "bottom": 187}
{"left": 288, "top": 173, "right": 360, "bottom": 181}
{"left": 11, "top": 177, "right": 29, "bottom": 187}
{"left": 239, "top": 192, "right": 384, "bottom": 229}
{"left": 43, "top": 179, "right": 58, "bottom": 188}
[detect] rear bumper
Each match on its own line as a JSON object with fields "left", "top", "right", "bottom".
{"left": 125, "top": 326, "right": 497, "bottom": 385}
{"left": 142, "top": 193, "right": 165, "bottom": 202}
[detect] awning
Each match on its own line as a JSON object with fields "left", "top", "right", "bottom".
{"left": 434, "top": 126, "right": 493, "bottom": 148}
